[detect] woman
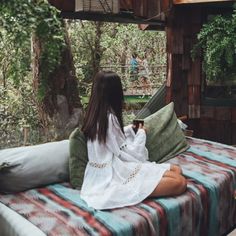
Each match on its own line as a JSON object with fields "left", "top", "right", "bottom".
{"left": 129, "top": 53, "right": 139, "bottom": 94}
{"left": 81, "top": 71, "right": 187, "bottom": 210}
{"left": 138, "top": 55, "right": 152, "bottom": 97}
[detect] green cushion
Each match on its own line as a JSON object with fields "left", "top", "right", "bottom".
{"left": 144, "top": 102, "right": 189, "bottom": 163}
{"left": 69, "top": 128, "right": 88, "bottom": 189}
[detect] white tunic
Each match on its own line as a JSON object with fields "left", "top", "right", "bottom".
{"left": 80, "top": 113, "right": 170, "bottom": 210}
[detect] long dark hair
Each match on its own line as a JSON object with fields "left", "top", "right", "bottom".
{"left": 82, "top": 71, "right": 124, "bottom": 143}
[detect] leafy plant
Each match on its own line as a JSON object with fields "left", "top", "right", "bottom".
{"left": 0, "top": 0, "right": 65, "bottom": 99}
{"left": 0, "top": 73, "right": 40, "bottom": 148}
{"left": 192, "top": 7, "right": 236, "bottom": 82}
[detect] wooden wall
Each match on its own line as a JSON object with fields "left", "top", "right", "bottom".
{"left": 132, "top": 0, "right": 172, "bottom": 19}
{"left": 48, "top": 0, "right": 75, "bottom": 11}
{"left": 199, "top": 106, "right": 236, "bottom": 144}
{"left": 165, "top": 5, "right": 236, "bottom": 145}
{"left": 166, "top": 6, "right": 201, "bottom": 118}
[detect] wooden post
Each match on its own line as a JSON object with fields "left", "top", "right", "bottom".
{"left": 23, "top": 125, "right": 30, "bottom": 146}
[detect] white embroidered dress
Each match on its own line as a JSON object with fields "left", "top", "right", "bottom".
{"left": 80, "top": 113, "right": 170, "bottom": 210}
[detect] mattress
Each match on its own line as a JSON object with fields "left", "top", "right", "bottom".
{"left": 0, "top": 137, "right": 235, "bottom": 236}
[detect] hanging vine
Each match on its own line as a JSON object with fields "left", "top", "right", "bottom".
{"left": 0, "top": 0, "right": 65, "bottom": 100}
{"left": 192, "top": 5, "right": 236, "bottom": 82}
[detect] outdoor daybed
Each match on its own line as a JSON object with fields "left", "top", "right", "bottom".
{"left": 0, "top": 104, "right": 236, "bottom": 236}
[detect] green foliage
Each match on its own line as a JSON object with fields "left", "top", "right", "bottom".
{"left": 0, "top": 26, "right": 31, "bottom": 84}
{"left": 0, "top": 3, "right": 167, "bottom": 147}
{"left": 192, "top": 10, "right": 236, "bottom": 81}
{"left": 123, "top": 110, "right": 136, "bottom": 126}
{"left": 0, "top": 73, "right": 40, "bottom": 148}
{"left": 0, "top": 1, "right": 68, "bottom": 147}
{"left": 69, "top": 21, "right": 166, "bottom": 95}
{"left": 0, "top": 0, "right": 65, "bottom": 99}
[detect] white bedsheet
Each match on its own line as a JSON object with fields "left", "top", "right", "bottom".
{"left": 0, "top": 202, "right": 45, "bottom": 236}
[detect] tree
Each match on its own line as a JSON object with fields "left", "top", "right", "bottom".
{"left": 192, "top": 7, "right": 236, "bottom": 82}
{"left": 0, "top": 0, "right": 83, "bottom": 140}
{"left": 69, "top": 22, "right": 166, "bottom": 95}
{"left": 0, "top": 2, "right": 168, "bottom": 146}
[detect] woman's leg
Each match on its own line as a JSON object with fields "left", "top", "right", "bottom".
{"left": 149, "top": 169, "right": 187, "bottom": 197}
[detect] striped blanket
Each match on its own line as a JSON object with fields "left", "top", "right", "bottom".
{"left": 0, "top": 137, "right": 236, "bottom": 236}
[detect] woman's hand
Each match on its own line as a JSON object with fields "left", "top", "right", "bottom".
{"left": 138, "top": 122, "right": 147, "bottom": 132}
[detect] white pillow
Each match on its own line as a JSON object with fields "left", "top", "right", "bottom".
{"left": 0, "top": 140, "right": 69, "bottom": 193}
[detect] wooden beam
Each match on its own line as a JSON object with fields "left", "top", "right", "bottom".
{"left": 61, "top": 11, "right": 166, "bottom": 26}
{"left": 138, "top": 24, "right": 165, "bottom": 31}
{"left": 173, "top": 0, "right": 233, "bottom": 4}
{"left": 48, "top": 0, "right": 74, "bottom": 11}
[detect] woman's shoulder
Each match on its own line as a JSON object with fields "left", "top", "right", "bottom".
{"left": 108, "top": 111, "right": 117, "bottom": 121}
{"left": 107, "top": 112, "right": 120, "bottom": 128}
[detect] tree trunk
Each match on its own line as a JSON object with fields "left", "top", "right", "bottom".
{"left": 92, "top": 21, "right": 103, "bottom": 77}
{"left": 32, "top": 20, "right": 83, "bottom": 140}
{"left": 80, "top": 21, "right": 104, "bottom": 83}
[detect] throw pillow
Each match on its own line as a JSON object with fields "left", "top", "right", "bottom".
{"left": 0, "top": 140, "right": 70, "bottom": 193}
{"left": 144, "top": 102, "right": 189, "bottom": 163}
{"left": 69, "top": 128, "right": 88, "bottom": 189}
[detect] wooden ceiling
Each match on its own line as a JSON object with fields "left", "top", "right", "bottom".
{"left": 48, "top": 0, "right": 235, "bottom": 25}
{"left": 48, "top": 0, "right": 172, "bottom": 26}
{"left": 173, "top": 0, "right": 233, "bottom": 4}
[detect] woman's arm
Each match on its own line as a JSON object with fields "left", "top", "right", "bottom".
{"left": 106, "top": 114, "right": 148, "bottom": 162}
{"left": 125, "top": 128, "right": 149, "bottom": 162}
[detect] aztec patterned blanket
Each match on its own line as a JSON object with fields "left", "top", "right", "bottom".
{"left": 0, "top": 137, "right": 236, "bottom": 236}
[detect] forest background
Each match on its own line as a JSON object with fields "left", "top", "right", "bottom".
{"left": 0, "top": 1, "right": 166, "bottom": 149}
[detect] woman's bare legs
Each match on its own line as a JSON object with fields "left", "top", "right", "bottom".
{"left": 170, "top": 164, "right": 182, "bottom": 174}
{"left": 149, "top": 165, "right": 187, "bottom": 197}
